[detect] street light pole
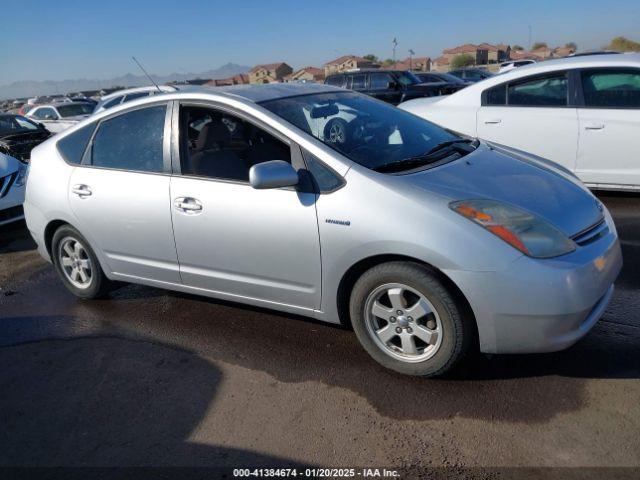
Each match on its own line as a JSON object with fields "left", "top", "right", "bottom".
{"left": 409, "top": 49, "right": 415, "bottom": 70}
{"left": 392, "top": 37, "right": 398, "bottom": 64}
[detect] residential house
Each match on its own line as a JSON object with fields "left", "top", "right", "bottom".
{"left": 442, "top": 44, "right": 488, "bottom": 65}
{"left": 552, "top": 46, "right": 575, "bottom": 57}
{"left": 324, "top": 55, "right": 378, "bottom": 76}
{"left": 205, "top": 73, "right": 250, "bottom": 87}
{"left": 386, "top": 56, "right": 431, "bottom": 72}
{"left": 248, "top": 63, "right": 293, "bottom": 84}
{"left": 284, "top": 66, "right": 325, "bottom": 83}
{"left": 477, "top": 43, "right": 511, "bottom": 63}
{"left": 431, "top": 55, "right": 451, "bottom": 72}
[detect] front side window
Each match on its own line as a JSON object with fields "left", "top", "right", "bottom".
{"left": 89, "top": 105, "right": 166, "bottom": 173}
{"left": 180, "top": 106, "right": 291, "bottom": 182}
{"left": 581, "top": 69, "right": 640, "bottom": 108}
{"left": 351, "top": 74, "right": 366, "bottom": 89}
{"left": 508, "top": 73, "right": 568, "bottom": 106}
{"left": 261, "top": 91, "right": 460, "bottom": 172}
{"left": 370, "top": 72, "right": 394, "bottom": 89}
{"left": 396, "top": 71, "right": 421, "bottom": 86}
{"left": 57, "top": 103, "right": 94, "bottom": 117}
{"left": 33, "top": 107, "right": 58, "bottom": 120}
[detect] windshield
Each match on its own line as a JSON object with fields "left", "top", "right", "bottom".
{"left": 57, "top": 103, "right": 94, "bottom": 118}
{"left": 397, "top": 71, "right": 421, "bottom": 86}
{"left": 0, "top": 115, "right": 41, "bottom": 136}
{"left": 261, "top": 91, "right": 461, "bottom": 171}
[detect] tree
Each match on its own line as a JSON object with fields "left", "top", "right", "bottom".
{"left": 532, "top": 42, "right": 548, "bottom": 50}
{"left": 512, "top": 44, "right": 524, "bottom": 51}
{"left": 606, "top": 36, "right": 640, "bottom": 52}
{"left": 363, "top": 54, "right": 379, "bottom": 62}
{"left": 451, "top": 54, "right": 475, "bottom": 69}
{"left": 382, "top": 58, "right": 395, "bottom": 67}
{"left": 565, "top": 42, "right": 577, "bottom": 50}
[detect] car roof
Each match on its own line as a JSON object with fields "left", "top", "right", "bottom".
{"left": 99, "top": 85, "right": 176, "bottom": 101}
{"left": 173, "top": 83, "right": 343, "bottom": 103}
{"left": 33, "top": 101, "right": 93, "bottom": 108}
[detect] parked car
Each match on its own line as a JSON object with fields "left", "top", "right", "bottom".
{"left": 0, "top": 152, "right": 29, "bottom": 225}
{"left": 26, "top": 102, "right": 94, "bottom": 133}
{"left": 325, "top": 69, "right": 443, "bottom": 105}
{"left": 498, "top": 59, "right": 536, "bottom": 73}
{"left": 25, "top": 84, "right": 621, "bottom": 377}
{"left": 399, "top": 53, "right": 640, "bottom": 191}
{"left": 413, "top": 72, "right": 470, "bottom": 94}
{"left": 448, "top": 68, "right": 493, "bottom": 83}
{"left": 93, "top": 85, "right": 176, "bottom": 114}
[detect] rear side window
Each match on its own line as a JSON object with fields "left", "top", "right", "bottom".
{"left": 508, "top": 73, "right": 567, "bottom": 106}
{"left": 484, "top": 84, "right": 506, "bottom": 105}
{"left": 351, "top": 74, "right": 366, "bottom": 89}
{"left": 89, "top": 105, "right": 166, "bottom": 173}
{"left": 581, "top": 69, "right": 640, "bottom": 108}
{"left": 57, "top": 122, "right": 96, "bottom": 164}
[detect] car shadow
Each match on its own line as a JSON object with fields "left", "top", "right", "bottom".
{"left": 0, "top": 220, "right": 36, "bottom": 253}
{"left": 0, "top": 330, "right": 309, "bottom": 469}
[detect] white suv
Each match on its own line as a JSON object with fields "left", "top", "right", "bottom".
{"left": 400, "top": 54, "right": 640, "bottom": 191}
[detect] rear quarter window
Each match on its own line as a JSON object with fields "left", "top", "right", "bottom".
{"left": 57, "top": 122, "right": 97, "bottom": 164}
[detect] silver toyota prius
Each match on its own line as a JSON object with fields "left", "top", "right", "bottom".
{"left": 24, "top": 83, "right": 622, "bottom": 377}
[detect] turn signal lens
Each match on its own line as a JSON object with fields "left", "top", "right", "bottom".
{"left": 450, "top": 199, "right": 576, "bottom": 258}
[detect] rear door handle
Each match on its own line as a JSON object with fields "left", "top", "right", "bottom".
{"left": 174, "top": 197, "right": 203, "bottom": 214}
{"left": 71, "top": 184, "right": 92, "bottom": 197}
{"left": 584, "top": 122, "right": 605, "bottom": 130}
{"left": 484, "top": 119, "right": 502, "bottom": 125}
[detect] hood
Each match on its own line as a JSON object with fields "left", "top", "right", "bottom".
{"left": 404, "top": 143, "right": 602, "bottom": 237}
{"left": 0, "top": 152, "right": 20, "bottom": 176}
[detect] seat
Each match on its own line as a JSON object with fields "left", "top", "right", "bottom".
{"left": 189, "top": 121, "right": 247, "bottom": 181}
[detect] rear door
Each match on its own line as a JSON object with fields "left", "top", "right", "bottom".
{"left": 576, "top": 67, "right": 640, "bottom": 188}
{"left": 68, "top": 102, "right": 180, "bottom": 283}
{"left": 477, "top": 71, "right": 579, "bottom": 172}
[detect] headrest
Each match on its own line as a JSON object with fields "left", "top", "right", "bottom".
{"left": 196, "top": 121, "right": 231, "bottom": 151}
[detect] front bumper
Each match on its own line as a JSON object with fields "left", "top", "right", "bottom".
{"left": 444, "top": 219, "right": 623, "bottom": 354}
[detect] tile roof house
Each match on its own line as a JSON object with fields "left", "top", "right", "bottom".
{"left": 248, "top": 62, "right": 293, "bottom": 84}
{"left": 324, "top": 55, "right": 378, "bottom": 76}
{"left": 443, "top": 44, "right": 488, "bottom": 65}
{"left": 386, "top": 57, "right": 431, "bottom": 72}
{"left": 284, "top": 66, "right": 325, "bottom": 83}
{"left": 205, "top": 73, "right": 250, "bottom": 87}
{"left": 432, "top": 55, "right": 451, "bottom": 72}
{"left": 477, "top": 43, "right": 511, "bottom": 63}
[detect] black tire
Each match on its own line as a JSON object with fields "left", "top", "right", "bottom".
{"left": 349, "top": 262, "right": 473, "bottom": 377}
{"left": 51, "top": 224, "right": 112, "bottom": 299}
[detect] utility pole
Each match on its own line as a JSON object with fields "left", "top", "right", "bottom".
{"left": 392, "top": 37, "right": 398, "bottom": 64}
{"left": 409, "top": 49, "right": 415, "bottom": 70}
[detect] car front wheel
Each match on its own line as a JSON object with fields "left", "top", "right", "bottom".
{"left": 349, "top": 262, "right": 473, "bottom": 377}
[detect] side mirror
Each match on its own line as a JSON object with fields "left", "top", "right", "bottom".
{"left": 249, "top": 160, "right": 299, "bottom": 190}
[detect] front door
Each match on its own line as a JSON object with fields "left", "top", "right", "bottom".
{"left": 576, "top": 68, "right": 640, "bottom": 188}
{"left": 477, "top": 71, "right": 579, "bottom": 172}
{"left": 68, "top": 103, "right": 180, "bottom": 283}
{"left": 169, "top": 104, "right": 322, "bottom": 309}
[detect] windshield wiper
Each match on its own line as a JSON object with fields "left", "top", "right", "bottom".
{"left": 373, "top": 139, "right": 477, "bottom": 173}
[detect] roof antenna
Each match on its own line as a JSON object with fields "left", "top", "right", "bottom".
{"left": 131, "top": 56, "right": 162, "bottom": 93}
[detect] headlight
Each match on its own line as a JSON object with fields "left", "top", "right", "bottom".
{"left": 450, "top": 199, "right": 576, "bottom": 258}
{"left": 14, "top": 163, "right": 29, "bottom": 187}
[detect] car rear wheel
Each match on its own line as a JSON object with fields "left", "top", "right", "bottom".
{"left": 349, "top": 262, "right": 472, "bottom": 377}
{"left": 51, "top": 225, "right": 111, "bottom": 299}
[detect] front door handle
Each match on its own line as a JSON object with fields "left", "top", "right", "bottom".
{"left": 484, "top": 119, "right": 502, "bottom": 125}
{"left": 71, "top": 184, "right": 92, "bottom": 197}
{"left": 174, "top": 197, "right": 203, "bottom": 214}
{"left": 585, "top": 122, "right": 605, "bottom": 130}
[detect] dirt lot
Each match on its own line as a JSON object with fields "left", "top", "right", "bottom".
{"left": 1, "top": 193, "right": 639, "bottom": 478}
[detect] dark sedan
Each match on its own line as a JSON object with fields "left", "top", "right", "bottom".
{"left": 0, "top": 114, "right": 51, "bottom": 163}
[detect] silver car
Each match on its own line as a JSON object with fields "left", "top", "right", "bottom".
{"left": 24, "top": 84, "right": 622, "bottom": 376}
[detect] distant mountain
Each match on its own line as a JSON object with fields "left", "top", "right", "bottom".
{"left": 0, "top": 63, "right": 251, "bottom": 100}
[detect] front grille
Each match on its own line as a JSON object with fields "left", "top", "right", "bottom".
{"left": 0, "top": 205, "right": 23, "bottom": 223}
{"left": 0, "top": 172, "right": 16, "bottom": 198}
{"left": 571, "top": 218, "right": 609, "bottom": 246}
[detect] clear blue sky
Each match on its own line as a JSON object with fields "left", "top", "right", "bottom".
{"left": 1, "top": 0, "right": 638, "bottom": 86}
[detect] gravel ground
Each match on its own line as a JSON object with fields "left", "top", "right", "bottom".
{"left": 0, "top": 193, "right": 638, "bottom": 478}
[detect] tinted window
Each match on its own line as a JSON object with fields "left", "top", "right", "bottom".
{"left": 303, "top": 150, "right": 344, "bottom": 193}
{"left": 101, "top": 96, "right": 123, "bottom": 110}
{"left": 508, "top": 73, "right": 567, "bottom": 106}
{"left": 57, "top": 122, "right": 96, "bottom": 164}
{"left": 581, "top": 69, "right": 640, "bottom": 108}
{"left": 351, "top": 74, "right": 366, "bottom": 89}
{"left": 370, "top": 72, "right": 393, "bottom": 89}
{"left": 90, "top": 105, "right": 166, "bottom": 173}
{"left": 57, "top": 103, "right": 94, "bottom": 117}
{"left": 325, "top": 76, "right": 344, "bottom": 87}
{"left": 0, "top": 115, "right": 40, "bottom": 135}
{"left": 180, "top": 106, "right": 291, "bottom": 182}
{"left": 484, "top": 84, "right": 507, "bottom": 105}
{"left": 261, "top": 91, "right": 459, "bottom": 172}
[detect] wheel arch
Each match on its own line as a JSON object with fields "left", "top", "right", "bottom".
{"left": 336, "top": 254, "right": 478, "bottom": 345}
